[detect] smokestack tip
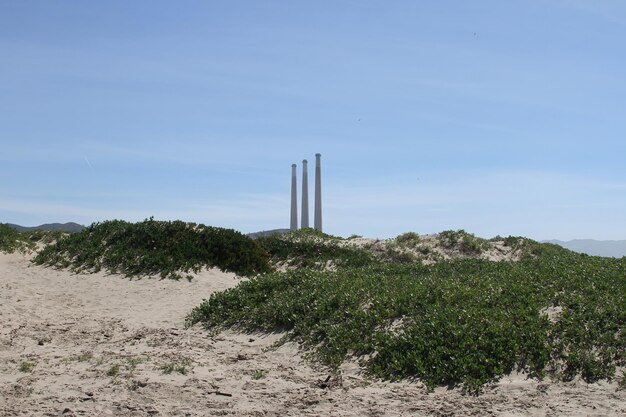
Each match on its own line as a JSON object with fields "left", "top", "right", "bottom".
{"left": 315, "top": 153, "right": 321, "bottom": 157}
{"left": 292, "top": 163, "right": 297, "bottom": 167}
{"left": 303, "top": 159, "right": 308, "bottom": 163}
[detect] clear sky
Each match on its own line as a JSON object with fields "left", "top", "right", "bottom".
{"left": 1, "top": 1, "right": 625, "bottom": 240}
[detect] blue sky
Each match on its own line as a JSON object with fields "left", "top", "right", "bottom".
{"left": 1, "top": 1, "right": 625, "bottom": 240}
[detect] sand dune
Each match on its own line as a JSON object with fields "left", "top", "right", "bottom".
{"left": 1, "top": 252, "right": 624, "bottom": 416}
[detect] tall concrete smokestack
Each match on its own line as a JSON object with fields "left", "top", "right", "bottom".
{"left": 290, "top": 164, "right": 298, "bottom": 231}
{"left": 314, "top": 153, "right": 322, "bottom": 231}
{"left": 301, "top": 159, "right": 309, "bottom": 229}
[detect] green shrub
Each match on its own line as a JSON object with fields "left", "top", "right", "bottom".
{"left": 253, "top": 369, "right": 267, "bottom": 379}
{"left": 257, "top": 228, "right": 376, "bottom": 270}
{"left": 188, "top": 247, "right": 626, "bottom": 391}
{"left": 107, "top": 364, "right": 120, "bottom": 377}
{"left": 501, "top": 236, "right": 545, "bottom": 259}
{"left": 384, "top": 246, "right": 417, "bottom": 264}
{"left": 33, "top": 218, "right": 271, "bottom": 279}
{"left": 0, "top": 224, "right": 34, "bottom": 253}
{"left": 19, "top": 360, "right": 36, "bottom": 373}
{"left": 417, "top": 245, "right": 431, "bottom": 255}
{"left": 439, "top": 230, "right": 488, "bottom": 255}
{"left": 25, "top": 229, "right": 66, "bottom": 244}
{"left": 396, "top": 232, "right": 421, "bottom": 248}
{"left": 0, "top": 224, "right": 71, "bottom": 254}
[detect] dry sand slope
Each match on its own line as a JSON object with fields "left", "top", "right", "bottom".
{"left": 1, "top": 252, "right": 624, "bottom": 417}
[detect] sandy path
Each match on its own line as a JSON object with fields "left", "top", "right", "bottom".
{"left": 1, "top": 252, "right": 624, "bottom": 416}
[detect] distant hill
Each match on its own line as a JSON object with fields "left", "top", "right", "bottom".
{"left": 6, "top": 222, "right": 84, "bottom": 233}
{"left": 544, "top": 239, "right": 626, "bottom": 258}
{"left": 246, "top": 228, "right": 290, "bottom": 240}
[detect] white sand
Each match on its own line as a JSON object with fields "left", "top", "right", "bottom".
{"left": 1, "top": 252, "right": 624, "bottom": 416}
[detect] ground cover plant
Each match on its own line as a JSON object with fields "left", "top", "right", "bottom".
{"left": 438, "top": 229, "right": 489, "bottom": 255}
{"left": 256, "top": 228, "right": 376, "bottom": 269}
{"left": 395, "top": 231, "right": 421, "bottom": 248}
{"left": 0, "top": 223, "right": 65, "bottom": 254}
{"left": 0, "top": 223, "right": 32, "bottom": 253}
{"left": 34, "top": 218, "right": 271, "bottom": 279}
{"left": 188, "top": 240, "right": 626, "bottom": 392}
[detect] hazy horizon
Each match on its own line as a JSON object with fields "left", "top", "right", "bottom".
{"left": 2, "top": 1, "right": 625, "bottom": 241}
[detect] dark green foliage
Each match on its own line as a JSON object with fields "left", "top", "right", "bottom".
{"left": 384, "top": 246, "right": 417, "bottom": 264}
{"left": 396, "top": 232, "right": 421, "bottom": 247}
{"left": 256, "top": 228, "right": 376, "bottom": 269}
{"left": 188, "top": 244, "right": 626, "bottom": 391}
{"left": 502, "top": 235, "right": 544, "bottom": 259}
{"left": 502, "top": 235, "right": 524, "bottom": 247}
{"left": 0, "top": 223, "right": 63, "bottom": 253}
{"left": 439, "top": 230, "right": 488, "bottom": 254}
{"left": 25, "top": 229, "right": 66, "bottom": 244}
{"left": 0, "top": 223, "right": 31, "bottom": 253}
{"left": 33, "top": 218, "right": 271, "bottom": 279}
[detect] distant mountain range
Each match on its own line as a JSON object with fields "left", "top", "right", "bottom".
{"left": 544, "top": 239, "right": 626, "bottom": 258}
{"left": 6, "top": 222, "right": 85, "bottom": 233}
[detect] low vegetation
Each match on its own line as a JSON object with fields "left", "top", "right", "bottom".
{"left": 106, "top": 364, "right": 120, "bottom": 377}
{"left": 34, "top": 218, "right": 271, "bottom": 279}
{"left": 188, "top": 241, "right": 626, "bottom": 392}
{"left": 158, "top": 357, "right": 192, "bottom": 375}
{"left": 253, "top": 369, "right": 267, "bottom": 380}
{"left": 6, "top": 218, "right": 623, "bottom": 392}
{"left": 19, "top": 360, "right": 36, "bottom": 373}
{"left": 0, "top": 224, "right": 30, "bottom": 253}
{"left": 395, "top": 231, "right": 421, "bottom": 248}
{"left": 0, "top": 223, "right": 65, "bottom": 254}
{"left": 438, "top": 229, "right": 488, "bottom": 255}
{"left": 256, "top": 228, "right": 375, "bottom": 269}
